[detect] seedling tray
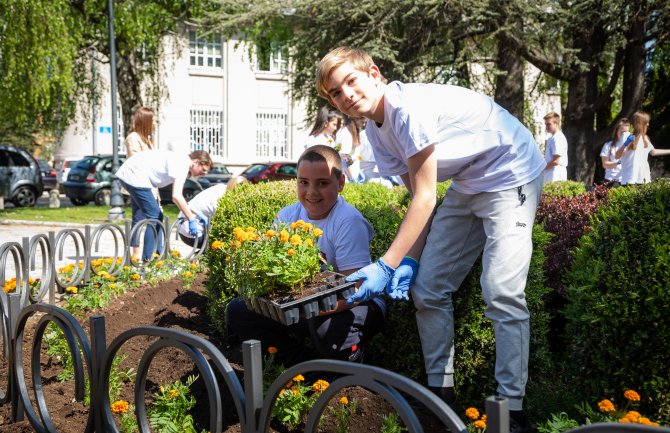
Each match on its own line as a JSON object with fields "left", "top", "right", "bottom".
{"left": 243, "top": 271, "right": 356, "bottom": 326}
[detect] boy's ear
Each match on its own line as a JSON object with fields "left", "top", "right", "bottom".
{"left": 338, "top": 173, "right": 345, "bottom": 192}
{"left": 369, "top": 65, "right": 382, "bottom": 81}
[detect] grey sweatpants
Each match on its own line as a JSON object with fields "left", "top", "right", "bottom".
{"left": 412, "top": 174, "right": 543, "bottom": 411}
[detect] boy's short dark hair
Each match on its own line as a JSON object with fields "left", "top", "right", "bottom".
{"left": 298, "top": 145, "right": 343, "bottom": 178}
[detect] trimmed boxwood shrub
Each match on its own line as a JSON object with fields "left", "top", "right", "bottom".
{"left": 206, "top": 180, "right": 552, "bottom": 412}
{"left": 562, "top": 180, "right": 670, "bottom": 422}
{"left": 541, "top": 180, "right": 587, "bottom": 198}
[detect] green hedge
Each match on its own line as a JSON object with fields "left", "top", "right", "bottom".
{"left": 541, "top": 180, "right": 587, "bottom": 198}
{"left": 206, "top": 180, "right": 553, "bottom": 413}
{"left": 562, "top": 180, "right": 670, "bottom": 422}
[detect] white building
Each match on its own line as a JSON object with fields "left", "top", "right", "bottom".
{"left": 56, "top": 30, "right": 311, "bottom": 174}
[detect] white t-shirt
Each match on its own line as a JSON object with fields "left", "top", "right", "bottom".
{"left": 116, "top": 150, "right": 190, "bottom": 189}
{"left": 620, "top": 135, "right": 653, "bottom": 185}
{"left": 178, "top": 183, "right": 227, "bottom": 238}
{"left": 365, "top": 81, "right": 545, "bottom": 194}
{"left": 335, "top": 127, "right": 361, "bottom": 181}
{"left": 600, "top": 131, "right": 630, "bottom": 181}
{"left": 304, "top": 134, "right": 336, "bottom": 149}
{"left": 544, "top": 130, "right": 568, "bottom": 183}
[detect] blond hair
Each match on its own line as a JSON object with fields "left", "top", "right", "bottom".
{"left": 316, "top": 46, "right": 380, "bottom": 100}
{"left": 544, "top": 111, "right": 561, "bottom": 128}
{"left": 630, "top": 111, "right": 651, "bottom": 150}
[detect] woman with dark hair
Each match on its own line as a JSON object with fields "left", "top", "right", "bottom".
{"left": 115, "top": 150, "right": 212, "bottom": 260}
{"left": 599, "top": 118, "right": 630, "bottom": 185}
{"left": 304, "top": 106, "right": 342, "bottom": 149}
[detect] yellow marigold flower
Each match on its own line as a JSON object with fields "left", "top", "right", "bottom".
{"left": 287, "top": 248, "right": 296, "bottom": 257}
{"left": 211, "top": 240, "right": 225, "bottom": 250}
{"left": 619, "top": 417, "right": 632, "bottom": 424}
{"left": 290, "top": 234, "right": 302, "bottom": 246}
{"left": 598, "top": 399, "right": 616, "bottom": 412}
{"left": 268, "top": 346, "right": 278, "bottom": 354}
{"left": 266, "top": 230, "right": 277, "bottom": 239}
{"left": 291, "top": 385, "right": 299, "bottom": 396}
{"left": 111, "top": 400, "right": 129, "bottom": 414}
{"left": 624, "top": 390, "right": 640, "bottom": 402}
{"left": 246, "top": 226, "right": 255, "bottom": 232}
{"left": 172, "top": 249, "right": 180, "bottom": 257}
{"left": 280, "top": 229, "right": 290, "bottom": 243}
{"left": 116, "top": 257, "right": 123, "bottom": 264}
{"left": 167, "top": 389, "right": 180, "bottom": 399}
{"left": 155, "top": 261, "right": 164, "bottom": 268}
{"left": 123, "top": 265, "right": 130, "bottom": 271}
{"left": 638, "top": 417, "right": 653, "bottom": 425}
{"left": 481, "top": 415, "right": 487, "bottom": 422}
{"left": 225, "top": 256, "right": 231, "bottom": 262}
{"left": 292, "top": 374, "right": 305, "bottom": 383}
{"left": 160, "top": 386, "right": 165, "bottom": 393}
{"left": 465, "top": 407, "right": 480, "bottom": 420}
{"left": 312, "top": 379, "right": 329, "bottom": 393}
{"left": 340, "top": 396, "right": 349, "bottom": 405}
{"left": 474, "top": 420, "right": 487, "bottom": 430}
{"left": 152, "top": 253, "right": 159, "bottom": 258}
{"left": 109, "top": 283, "right": 117, "bottom": 289}
{"left": 313, "top": 228, "right": 323, "bottom": 238}
{"left": 625, "top": 411, "right": 640, "bottom": 422}
{"left": 66, "top": 286, "right": 78, "bottom": 294}
{"left": 191, "top": 263, "right": 198, "bottom": 269}
{"left": 357, "top": 155, "right": 362, "bottom": 160}
{"left": 305, "top": 238, "right": 314, "bottom": 248}
{"left": 302, "top": 222, "right": 313, "bottom": 232}
{"left": 29, "top": 277, "right": 35, "bottom": 284}
{"left": 183, "top": 271, "right": 193, "bottom": 278}
{"left": 131, "top": 274, "right": 141, "bottom": 280}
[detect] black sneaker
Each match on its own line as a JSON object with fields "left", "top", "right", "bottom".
{"left": 428, "top": 386, "right": 462, "bottom": 415}
{"left": 509, "top": 410, "right": 537, "bottom": 433}
{"left": 347, "top": 345, "right": 364, "bottom": 363}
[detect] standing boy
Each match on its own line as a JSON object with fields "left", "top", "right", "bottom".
{"left": 543, "top": 112, "right": 569, "bottom": 183}
{"left": 316, "top": 46, "right": 544, "bottom": 432}
{"left": 226, "top": 145, "right": 385, "bottom": 366}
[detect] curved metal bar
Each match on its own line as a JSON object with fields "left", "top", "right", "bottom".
{"left": 0, "top": 293, "right": 10, "bottom": 404}
{"left": 166, "top": 218, "right": 209, "bottom": 261}
{"left": 131, "top": 339, "right": 222, "bottom": 433}
{"left": 303, "top": 375, "right": 423, "bottom": 433}
{"left": 99, "top": 326, "right": 246, "bottom": 432}
{"left": 27, "top": 234, "right": 52, "bottom": 303}
{"left": 0, "top": 242, "right": 25, "bottom": 310}
{"left": 260, "top": 359, "right": 468, "bottom": 433}
{"left": 53, "top": 229, "right": 87, "bottom": 289}
{"left": 13, "top": 303, "right": 94, "bottom": 433}
{"left": 89, "top": 224, "right": 127, "bottom": 277}
{"left": 566, "top": 425, "right": 670, "bottom": 433}
{"left": 127, "top": 218, "right": 166, "bottom": 268}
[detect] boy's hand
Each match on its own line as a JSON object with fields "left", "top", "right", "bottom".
{"left": 345, "top": 258, "right": 394, "bottom": 304}
{"left": 386, "top": 257, "right": 419, "bottom": 301}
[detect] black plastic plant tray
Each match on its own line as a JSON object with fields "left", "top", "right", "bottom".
{"left": 243, "top": 271, "right": 357, "bottom": 326}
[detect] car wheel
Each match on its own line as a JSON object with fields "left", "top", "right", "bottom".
{"left": 70, "top": 197, "right": 88, "bottom": 206}
{"left": 94, "top": 188, "right": 111, "bottom": 206}
{"left": 183, "top": 188, "right": 197, "bottom": 201}
{"left": 12, "top": 186, "right": 37, "bottom": 207}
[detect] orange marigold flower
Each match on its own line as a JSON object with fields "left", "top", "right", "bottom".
{"left": 625, "top": 411, "right": 640, "bottom": 422}
{"left": 172, "top": 250, "right": 180, "bottom": 257}
{"left": 619, "top": 417, "right": 632, "bottom": 424}
{"left": 111, "top": 400, "right": 129, "bottom": 414}
{"left": 167, "top": 389, "right": 180, "bottom": 399}
{"left": 191, "top": 263, "right": 198, "bottom": 269}
{"left": 280, "top": 230, "right": 290, "bottom": 243}
{"left": 474, "top": 420, "right": 487, "bottom": 430}
{"left": 266, "top": 230, "right": 277, "bottom": 239}
{"left": 313, "top": 228, "right": 323, "bottom": 238}
{"left": 305, "top": 238, "right": 314, "bottom": 248}
{"left": 131, "top": 274, "right": 141, "bottom": 280}
{"left": 287, "top": 249, "right": 296, "bottom": 257}
{"left": 465, "top": 407, "right": 480, "bottom": 420}
{"left": 211, "top": 240, "right": 225, "bottom": 250}
{"left": 290, "top": 234, "right": 302, "bottom": 246}
{"left": 268, "top": 346, "right": 278, "bottom": 354}
{"left": 340, "top": 396, "right": 349, "bottom": 405}
{"left": 292, "top": 374, "right": 305, "bottom": 383}
{"left": 598, "top": 399, "right": 616, "bottom": 412}
{"left": 624, "top": 390, "right": 640, "bottom": 402}
{"left": 302, "top": 223, "right": 313, "bottom": 232}
{"left": 312, "top": 379, "right": 329, "bottom": 393}
{"left": 638, "top": 417, "right": 655, "bottom": 426}
{"left": 183, "top": 271, "right": 193, "bottom": 278}
{"left": 66, "top": 286, "right": 78, "bottom": 294}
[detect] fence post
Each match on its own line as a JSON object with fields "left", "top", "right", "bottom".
{"left": 84, "top": 225, "right": 92, "bottom": 285}
{"left": 242, "top": 340, "right": 263, "bottom": 433}
{"left": 20, "top": 238, "right": 29, "bottom": 308}
{"left": 124, "top": 220, "right": 132, "bottom": 265}
{"left": 8, "top": 293, "right": 24, "bottom": 422}
{"left": 486, "top": 395, "right": 509, "bottom": 433}
{"left": 90, "top": 315, "right": 107, "bottom": 433}
{"left": 48, "top": 231, "right": 56, "bottom": 304}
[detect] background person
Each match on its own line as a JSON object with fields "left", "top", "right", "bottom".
{"left": 226, "top": 145, "right": 385, "bottom": 366}
{"left": 116, "top": 150, "right": 211, "bottom": 261}
{"left": 543, "top": 112, "right": 569, "bottom": 183}
{"left": 600, "top": 118, "right": 630, "bottom": 185}
{"left": 304, "top": 106, "right": 342, "bottom": 149}
{"left": 616, "top": 111, "right": 670, "bottom": 185}
{"left": 317, "top": 46, "right": 544, "bottom": 433}
{"left": 336, "top": 116, "right": 364, "bottom": 182}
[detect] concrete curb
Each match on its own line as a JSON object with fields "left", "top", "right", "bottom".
{"left": 0, "top": 219, "right": 124, "bottom": 228}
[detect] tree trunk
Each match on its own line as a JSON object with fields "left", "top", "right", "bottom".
{"left": 494, "top": 32, "right": 524, "bottom": 120}
{"left": 115, "top": 53, "right": 144, "bottom": 139}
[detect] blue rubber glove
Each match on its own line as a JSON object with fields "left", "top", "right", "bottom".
{"left": 196, "top": 213, "right": 209, "bottom": 226}
{"left": 345, "top": 258, "right": 395, "bottom": 304}
{"left": 386, "top": 257, "right": 419, "bottom": 301}
{"left": 188, "top": 219, "right": 199, "bottom": 237}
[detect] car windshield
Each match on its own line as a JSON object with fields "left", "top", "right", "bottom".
{"left": 73, "top": 157, "right": 100, "bottom": 170}
{"left": 209, "top": 164, "right": 230, "bottom": 175}
{"left": 241, "top": 164, "right": 268, "bottom": 175}
{"left": 37, "top": 159, "right": 51, "bottom": 170}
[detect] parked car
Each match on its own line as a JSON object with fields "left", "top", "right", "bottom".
{"left": 37, "top": 158, "right": 58, "bottom": 191}
{"left": 57, "top": 158, "right": 82, "bottom": 193}
{"left": 0, "top": 144, "right": 44, "bottom": 207}
{"left": 195, "top": 162, "right": 232, "bottom": 189}
{"left": 63, "top": 155, "right": 127, "bottom": 206}
{"left": 240, "top": 162, "right": 298, "bottom": 184}
{"left": 158, "top": 177, "right": 204, "bottom": 204}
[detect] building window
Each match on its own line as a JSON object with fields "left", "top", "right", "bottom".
{"left": 255, "top": 43, "right": 288, "bottom": 74}
{"left": 190, "top": 109, "right": 223, "bottom": 157}
{"left": 189, "top": 30, "right": 222, "bottom": 68}
{"left": 256, "top": 111, "right": 287, "bottom": 158}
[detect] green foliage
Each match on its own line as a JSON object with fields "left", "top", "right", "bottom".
{"left": 537, "top": 412, "right": 580, "bottom": 433}
{"left": 381, "top": 413, "right": 408, "bottom": 433}
{"left": 541, "top": 181, "right": 587, "bottom": 198}
{"left": 563, "top": 180, "right": 670, "bottom": 421}
{"left": 328, "top": 397, "right": 358, "bottom": 433}
{"left": 271, "top": 375, "right": 329, "bottom": 430}
{"left": 148, "top": 375, "right": 206, "bottom": 433}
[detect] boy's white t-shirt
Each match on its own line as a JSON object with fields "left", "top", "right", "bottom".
{"left": 116, "top": 150, "right": 190, "bottom": 189}
{"left": 620, "top": 136, "right": 653, "bottom": 185}
{"left": 177, "top": 183, "right": 227, "bottom": 238}
{"left": 365, "top": 81, "right": 546, "bottom": 194}
{"left": 544, "top": 130, "right": 568, "bottom": 182}
{"left": 600, "top": 131, "right": 630, "bottom": 181}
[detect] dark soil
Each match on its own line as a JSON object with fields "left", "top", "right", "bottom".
{"left": 0, "top": 275, "right": 449, "bottom": 432}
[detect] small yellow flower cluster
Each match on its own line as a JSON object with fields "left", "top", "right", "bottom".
{"left": 131, "top": 274, "right": 141, "bottom": 281}
{"left": 233, "top": 226, "right": 257, "bottom": 243}
{"left": 312, "top": 379, "right": 329, "bottom": 393}
{"left": 339, "top": 396, "right": 349, "bottom": 405}
{"left": 154, "top": 261, "right": 164, "bottom": 268}
{"left": 97, "top": 270, "right": 116, "bottom": 281}
{"left": 58, "top": 263, "right": 76, "bottom": 273}
{"left": 182, "top": 271, "right": 193, "bottom": 278}
{"left": 166, "top": 389, "right": 180, "bottom": 399}
{"left": 598, "top": 399, "right": 615, "bottom": 412}
{"left": 598, "top": 390, "right": 659, "bottom": 426}
{"left": 465, "top": 407, "right": 487, "bottom": 430}
{"left": 171, "top": 249, "right": 180, "bottom": 257}
{"left": 111, "top": 400, "right": 129, "bottom": 414}
{"left": 620, "top": 411, "right": 658, "bottom": 426}
{"left": 66, "top": 286, "right": 78, "bottom": 294}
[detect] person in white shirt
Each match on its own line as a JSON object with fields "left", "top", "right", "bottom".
{"left": 335, "top": 116, "right": 365, "bottom": 182}
{"left": 115, "top": 150, "right": 211, "bottom": 260}
{"left": 304, "top": 106, "right": 342, "bottom": 149}
{"left": 600, "top": 118, "right": 630, "bottom": 185}
{"left": 543, "top": 112, "right": 569, "bottom": 183}
{"left": 616, "top": 111, "right": 670, "bottom": 185}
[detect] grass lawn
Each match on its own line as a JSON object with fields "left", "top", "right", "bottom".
{"left": 0, "top": 204, "right": 180, "bottom": 225}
